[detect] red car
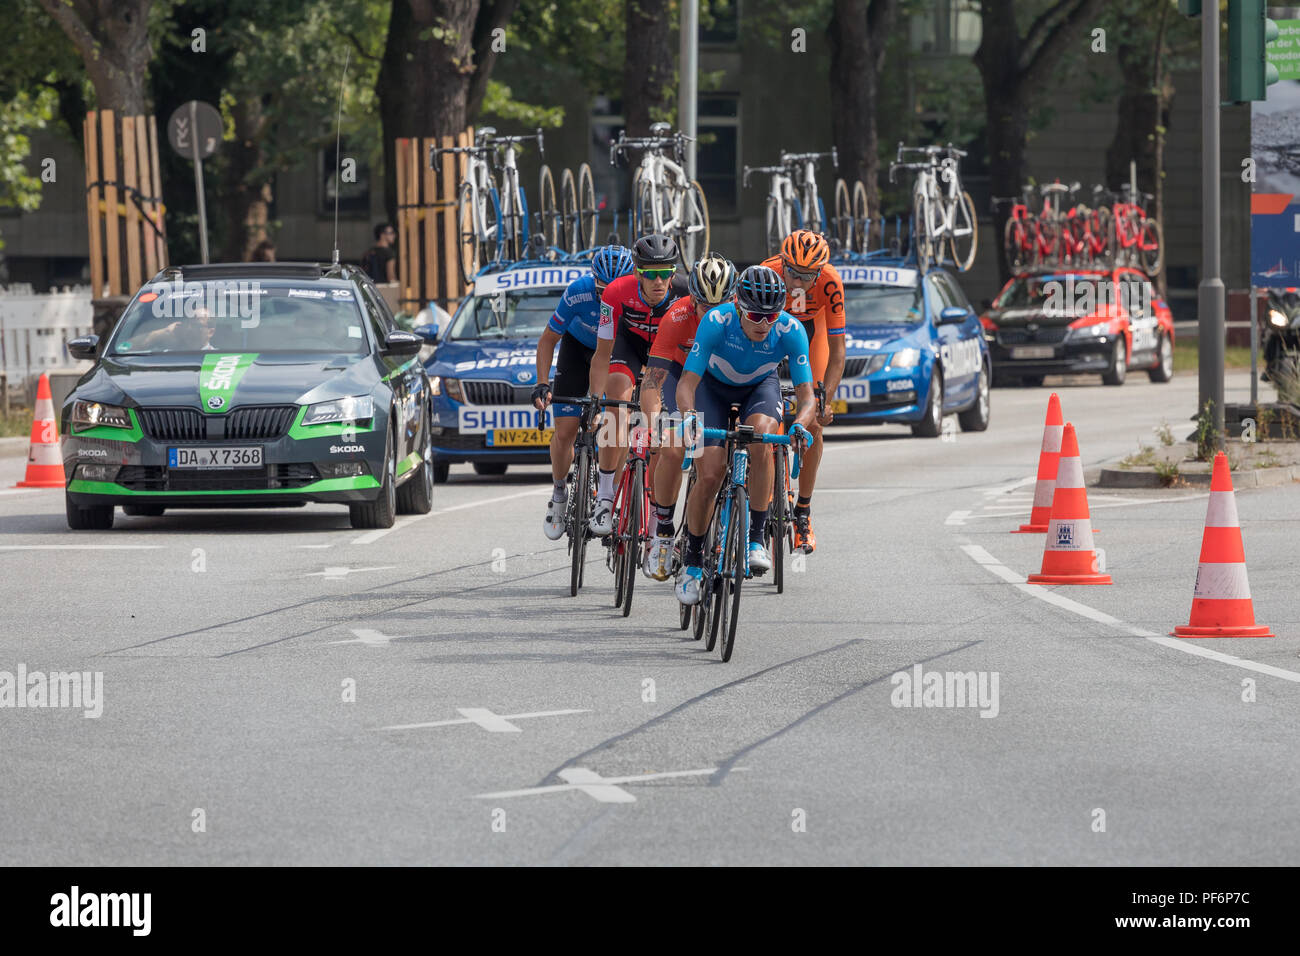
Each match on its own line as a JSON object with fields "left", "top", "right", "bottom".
{"left": 980, "top": 266, "right": 1175, "bottom": 386}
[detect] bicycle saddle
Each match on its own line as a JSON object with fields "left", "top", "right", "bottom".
{"left": 477, "top": 126, "right": 497, "bottom": 140}
{"left": 650, "top": 122, "right": 672, "bottom": 135}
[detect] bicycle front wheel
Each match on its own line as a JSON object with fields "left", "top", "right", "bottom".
{"left": 803, "top": 181, "right": 823, "bottom": 235}
{"left": 950, "top": 190, "right": 978, "bottom": 272}
{"left": 560, "top": 167, "right": 578, "bottom": 253}
{"left": 680, "top": 180, "right": 710, "bottom": 263}
{"left": 719, "top": 483, "right": 748, "bottom": 663}
{"left": 913, "top": 192, "right": 933, "bottom": 272}
{"left": 570, "top": 446, "right": 591, "bottom": 597}
{"left": 703, "top": 499, "right": 723, "bottom": 653}
{"left": 457, "top": 181, "right": 483, "bottom": 284}
{"left": 765, "top": 197, "right": 784, "bottom": 256}
{"left": 634, "top": 168, "right": 655, "bottom": 239}
{"left": 771, "top": 446, "right": 788, "bottom": 594}
{"left": 833, "top": 178, "right": 851, "bottom": 252}
{"left": 852, "top": 180, "right": 870, "bottom": 253}
{"left": 1139, "top": 218, "right": 1163, "bottom": 276}
{"left": 620, "top": 459, "right": 644, "bottom": 617}
{"left": 577, "top": 162, "right": 598, "bottom": 250}
{"left": 537, "top": 165, "right": 559, "bottom": 251}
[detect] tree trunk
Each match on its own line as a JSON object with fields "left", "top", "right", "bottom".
{"left": 622, "top": 0, "right": 674, "bottom": 138}
{"left": 377, "top": 0, "right": 481, "bottom": 223}
{"left": 219, "top": 96, "right": 270, "bottom": 263}
{"left": 38, "top": 0, "right": 153, "bottom": 115}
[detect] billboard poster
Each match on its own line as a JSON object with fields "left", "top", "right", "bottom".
{"left": 1252, "top": 18, "right": 1300, "bottom": 287}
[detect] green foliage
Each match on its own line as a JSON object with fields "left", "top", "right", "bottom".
{"left": 0, "top": 88, "right": 57, "bottom": 250}
{"left": 482, "top": 81, "right": 566, "bottom": 127}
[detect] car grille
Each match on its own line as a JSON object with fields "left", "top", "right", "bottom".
{"left": 114, "top": 463, "right": 319, "bottom": 492}
{"left": 997, "top": 327, "right": 1069, "bottom": 345}
{"left": 226, "top": 406, "right": 296, "bottom": 440}
{"left": 842, "top": 357, "right": 869, "bottom": 377}
{"left": 139, "top": 408, "right": 205, "bottom": 442}
{"left": 462, "top": 380, "right": 532, "bottom": 405}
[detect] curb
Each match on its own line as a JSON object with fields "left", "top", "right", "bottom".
{"left": 0, "top": 437, "right": 30, "bottom": 459}
{"left": 1098, "top": 464, "right": 1300, "bottom": 489}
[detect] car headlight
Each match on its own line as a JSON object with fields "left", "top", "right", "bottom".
{"left": 431, "top": 376, "right": 464, "bottom": 402}
{"left": 1070, "top": 323, "right": 1109, "bottom": 338}
{"left": 1269, "top": 309, "right": 1288, "bottom": 328}
{"left": 889, "top": 348, "right": 921, "bottom": 369}
{"left": 302, "top": 395, "right": 374, "bottom": 426}
{"left": 71, "top": 400, "right": 132, "bottom": 432}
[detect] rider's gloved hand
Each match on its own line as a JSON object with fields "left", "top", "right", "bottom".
{"left": 788, "top": 422, "right": 814, "bottom": 452}
{"left": 531, "top": 383, "right": 552, "bottom": 410}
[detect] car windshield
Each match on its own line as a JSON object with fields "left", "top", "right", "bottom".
{"left": 995, "top": 274, "right": 1087, "bottom": 309}
{"left": 111, "top": 280, "right": 368, "bottom": 354}
{"left": 843, "top": 285, "right": 923, "bottom": 325}
{"left": 449, "top": 290, "right": 560, "bottom": 341}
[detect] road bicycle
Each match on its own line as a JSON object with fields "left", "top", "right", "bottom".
{"left": 889, "top": 143, "right": 978, "bottom": 273}
{"left": 610, "top": 122, "right": 709, "bottom": 263}
{"left": 680, "top": 410, "right": 808, "bottom": 663}
{"left": 743, "top": 148, "right": 837, "bottom": 254}
{"left": 608, "top": 411, "right": 654, "bottom": 618}
{"left": 558, "top": 164, "right": 599, "bottom": 254}
{"left": 1067, "top": 185, "right": 1113, "bottom": 267}
{"left": 767, "top": 383, "right": 823, "bottom": 590}
{"left": 1109, "top": 184, "right": 1163, "bottom": 276}
{"left": 432, "top": 127, "right": 544, "bottom": 283}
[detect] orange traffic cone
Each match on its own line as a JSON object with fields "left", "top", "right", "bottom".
{"left": 15, "top": 373, "right": 64, "bottom": 488}
{"left": 1026, "top": 422, "right": 1111, "bottom": 585}
{"left": 1014, "top": 393, "right": 1064, "bottom": 533}
{"left": 1173, "top": 452, "right": 1273, "bottom": 638}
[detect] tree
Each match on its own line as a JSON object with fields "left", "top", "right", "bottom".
{"left": 622, "top": 0, "right": 674, "bottom": 137}
{"left": 826, "top": 0, "right": 898, "bottom": 229}
{"left": 974, "top": 0, "right": 1105, "bottom": 280}
{"left": 37, "top": 0, "right": 156, "bottom": 115}
{"left": 375, "top": 0, "right": 521, "bottom": 222}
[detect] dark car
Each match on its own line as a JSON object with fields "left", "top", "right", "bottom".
{"left": 981, "top": 266, "right": 1175, "bottom": 386}
{"left": 61, "top": 262, "right": 433, "bottom": 530}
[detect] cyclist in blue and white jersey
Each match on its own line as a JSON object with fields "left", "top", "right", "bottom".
{"left": 532, "top": 245, "right": 635, "bottom": 539}
{"left": 674, "top": 265, "right": 816, "bottom": 605}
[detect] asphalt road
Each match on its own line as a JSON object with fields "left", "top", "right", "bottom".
{"left": 1, "top": 370, "right": 1297, "bottom": 865}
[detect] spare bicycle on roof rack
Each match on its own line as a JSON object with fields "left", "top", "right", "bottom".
{"left": 742, "top": 148, "right": 841, "bottom": 255}
{"left": 889, "top": 142, "right": 979, "bottom": 274}
{"left": 609, "top": 122, "right": 709, "bottom": 263}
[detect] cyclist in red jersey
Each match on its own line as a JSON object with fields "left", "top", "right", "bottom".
{"left": 639, "top": 253, "right": 737, "bottom": 580}
{"left": 586, "top": 233, "right": 682, "bottom": 536}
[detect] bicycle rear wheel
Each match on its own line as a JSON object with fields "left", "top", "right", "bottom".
{"left": 833, "top": 178, "right": 851, "bottom": 252}
{"left": 537, "top": 165, "right": 559, "bottom": 251}
{"left": 457, "top": 181, "right": 485, "bottom": 284}
{"left": 634, "top": 168, "right": 655, "bottom": 240}
{"left": 570, "top": 446, "right": 591, "bottom": 597}
{"left": 913, "top": 192, "right": 933, "bottom": 272}
{"left": 560, "top": 167, "right": 578, "bottom": 253}
{"left": 1004, "top": 217, "right": 1028, "bottom": 272}
{"left": 949, "top": 190, "right": 978, "bottom": 272}
{"left": 620, "top": 459, "right": 644, "bottom": 617}
{"left": 852, "top": 180, "right": 870, "bottom": 253}
{"left": 719, "top": 484, "right": 748, "bottom": 663}
{"left": 1139, "top": 218, "right": 1163, "bottom": 276}
{"left": 703, "top": 500, "right": 723, "bottom": 652}
{"left": 680, "top": 181, "right": 710, "bottom": 263}
{"left": 771, "top": 446, "right": 788, "bottom": 594}
{"left": 577, "top": 162, "right": 598, "bottom": 251}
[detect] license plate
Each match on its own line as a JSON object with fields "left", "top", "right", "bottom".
{"left": 831, "top": 399, "right": 849, "bottom": 414}
{"left": 487, "top": 428, "right": 552, "bottom": 447}
{"left": 169, "top": 446, "right": 263, "bottom": 469}
{"left": 1011, "top": 346, "right": 1055, "bottom": 360}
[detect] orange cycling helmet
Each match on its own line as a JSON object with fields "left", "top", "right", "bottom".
{"left": 780, "top": 230, "right": 830, "bottom": 271}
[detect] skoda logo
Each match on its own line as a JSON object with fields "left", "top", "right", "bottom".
{"left": 207, "top": 395, "right": 225, "bottom": 410}
{"left": 516, "top": 370, "right": 532, "bottom": 383}
{"left": 1027, "top": 322, "right": 1039, "bottom": 331}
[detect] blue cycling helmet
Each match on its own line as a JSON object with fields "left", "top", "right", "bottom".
{"left": 592, "top": 245, "right": 635, "bottom": 284}
{"left": 736, "top": 265, "right": 786, "bottom": 314}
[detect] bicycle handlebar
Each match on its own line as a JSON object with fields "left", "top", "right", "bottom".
{"left": 779, "top": 148, "right": 838, "bottom": 167}
{"left": 430, "top": 127, "right": 544, "bottom": 172}
{"left": 608, "top": 130, "right": 694, "bottom": 166}
{"left": 742, "top": 165, "right": 786, "bottom": 186}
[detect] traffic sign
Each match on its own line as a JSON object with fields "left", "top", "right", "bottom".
{"left": 166, "top": 100, "right": 222, "bottom": 160}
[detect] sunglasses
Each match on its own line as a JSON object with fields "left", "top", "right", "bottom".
{"left": 741, "top": 308, "right": 781, "bottom": 324}
{"left": 783, "top": 263, "right": 820, "bottom": 282}
{"left": 637, "top": 267, "right": 675, "bottom": 280}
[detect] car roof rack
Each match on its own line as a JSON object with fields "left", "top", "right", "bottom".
{"left": 173, "top": 262, "right": 336, "bottom": 281}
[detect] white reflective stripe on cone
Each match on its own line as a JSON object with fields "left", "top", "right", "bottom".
{"left": 33, "top": 398, "right": 55, "bottom": 420}
{"left": 1054, "top": 456, "right": 1084, "bottom": 490}
{"left": 1204, "top": 490, "right": 1240, "bottom": 529}
{"left": 1032, "top": 478, "right": 1055, "bottom": 508}
{"left": 29, "top": 443, "right": 61, "bottom": 465}
{"left": 1045, "top": 518, "right": 1096, "bottom": 552}
{"left": 1193, "top": 562, "right": 1253, "bottom": 600}
{"left": 1041, "top": 424, "right": 1063, "bottom": 453}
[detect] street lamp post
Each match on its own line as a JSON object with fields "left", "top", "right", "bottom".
{"left": 679, "top": 0, "right": 699, "bottom": 181}
{"left": 1199, "top": 0, "right": 1225, "bottom": 448}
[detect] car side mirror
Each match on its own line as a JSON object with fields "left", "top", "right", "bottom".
{"left": 383, "top": 330, "right": 423, "bottom": 356}
{"left": 68, "top": 334, "right": 99, "bottom": 361}
{"left": 938, "top": 306, "right": 969, "bottom": 325}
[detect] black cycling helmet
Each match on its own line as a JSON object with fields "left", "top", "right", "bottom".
{"left": 632, "top": 233, "right": 678, "bottom": 267}
{"left": 736, "top": 265, "right": 787, "bottom": 314}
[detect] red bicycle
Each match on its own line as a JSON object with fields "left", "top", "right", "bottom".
{"left": 608, "top": 419, "right": 655, "bottom": 618}
{"left": 1109, "top": 184, "right": 1163, "bottom": 276}
{"left": 996, "top": 185, "right": 1062, "bottom": 269}
{"left": 1064, "top": 185, "right": 1112, "bottom": 266}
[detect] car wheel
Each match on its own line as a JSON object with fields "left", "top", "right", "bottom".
{"left": 432, "top": 461, "right": 450, "bottom": 484}
{"left": 958, "top": 362, "right": 991, "bottom": 432}
{"left": 122, "top": 504, "right": 165, "bottom": 517}
{"left": 396, "top": 403, "right": 434, "bottom": 515}
{"left": 66, "top": 494, "right": 114, "bottom": 530}
{"left": 1147, "top": 333, "right": 1174, "bottom": 383}
{"left": 911, "top": 369, "right": 944, "bottom": 437}
{"left": 349, "top": 424, "right": 397, "bottom": 529}
{"left": 473, "top": 462, "right": 509, "bottom": 476}
{"left": 1101, "top": 337, "right": 1128, "bottom": 386}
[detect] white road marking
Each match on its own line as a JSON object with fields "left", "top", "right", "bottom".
{"left": 815, "top": 488, "right": 882, "bottom": 493}
{"left": 0, "top": 544, "right": 164, "bottom": 550}
{"left": 294, "top": 544, "right": 331, "bottom": 549}
{"left": 351, "top": 489, "right": 545, "bottom": 545}
{"left": 476, "top": 766, "right": 744, "bottom": 802}
{"left": 978, "top": 476, "right": 1037, "bottom": 496}
{"left": 958, "top": 544, "right": 1300, "bottom": 683}
{"left": 0, "top": 488, "right": 43, "bottom": 497}
{"left": 303, "top": 565, "right": 397, "bottom": 579}
{"left": 945, "top": 510, "right": 970, "bottom": 526}
{"left": 382, "top": 707, "right": 590, "bottom": 732}
{"left": 328, "top": 628, "right": 398, "bottom": 646}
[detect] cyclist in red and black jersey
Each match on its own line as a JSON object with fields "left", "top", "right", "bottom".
{"left": 585, "top": 233, "right": 682, "bottom": 536}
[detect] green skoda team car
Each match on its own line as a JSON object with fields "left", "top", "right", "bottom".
{"left": 61, "top": 262, "right": 434, "bottom": 530}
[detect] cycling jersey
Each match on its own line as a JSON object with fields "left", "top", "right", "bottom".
{"left": 647, "top": 297, "right": 699, "bottom": 372}
{"left": 547, "top": 274, "right": 603, "bottom": 349}
{"left": 597, "top": 274, "right": 680, "bottom": 343}
{"left": 685, "top": 304, "right": 812, "bottom": 388}
{"left": 760, "top": 256, "right": 845, "bottom": 383}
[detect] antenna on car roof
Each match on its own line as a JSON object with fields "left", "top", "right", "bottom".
{"left": 331, "top": 48, "right": 351, "bottom": 268}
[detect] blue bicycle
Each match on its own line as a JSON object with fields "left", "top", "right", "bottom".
{"left": 682, "top": 413, "right": 811, "bottom": 662}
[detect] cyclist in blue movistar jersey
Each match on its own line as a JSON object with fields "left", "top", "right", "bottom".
{"left": 533, "top": 245, "right": 635, "bottom": 539}
{"left": 674, "top": 265, "right": 816, "bottom": 604}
